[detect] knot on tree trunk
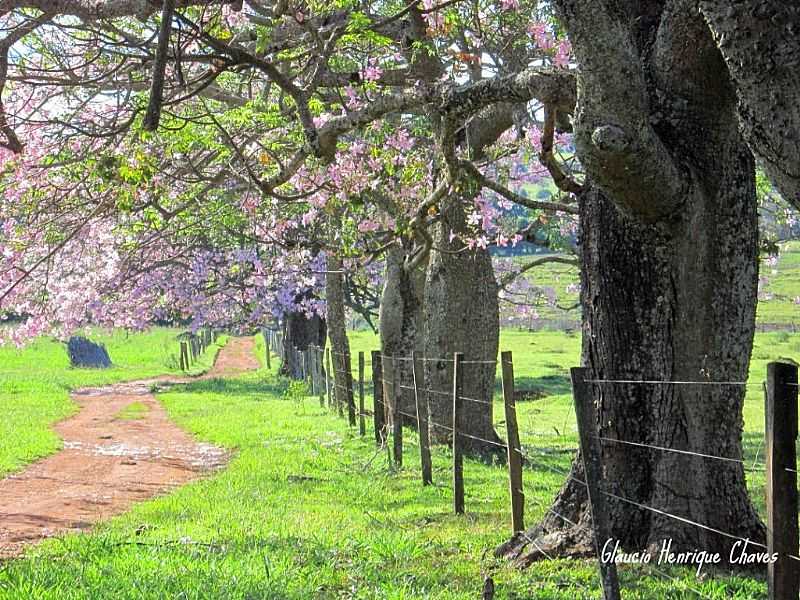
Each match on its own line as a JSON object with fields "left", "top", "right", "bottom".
{"left": 591, "top": 125, "right": 630, "bottom": 154}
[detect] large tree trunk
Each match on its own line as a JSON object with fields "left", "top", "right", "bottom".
{"left": 499, "top": 180, "right": 764, "bottom": 564}
{"left": 423, "top": 192, "right": 504, "bottom": 455}
{"left": 500, "top": 0, "right": 765, "bottom": 565}
{"left": 280, "top": 300, "right": 326, "bottom": 379}
{"left": 699, "top": 1, "right": 800, "bottom": 210}
{"left": 379, "top": 241, "right": 426, "bottom": 427}
{"left": 326, "top": 254, "right": 354, "bottom": 416}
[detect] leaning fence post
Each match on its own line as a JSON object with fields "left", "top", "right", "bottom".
{"left": 412, "top": 351, "right": 433, "bottom": 486}
{"left": 452, "top": 352, "right": 465, "bottom": 515}
{"left": 372, "top": 351, "right": 386, "bottom": 446}
{"left": 766, "top": 361, "right": 800, "bottom": 600}
{"left": 265, "top": 332, "right": 271, "bottom": 371}
{"left": 501, "top": 350, "right": 524, "bottom": 533}
{"left": 358, "top": 352, "right": 366, "bottom": 436}
{"left": 571, "top": 367, "right": 621, "bottom": 600}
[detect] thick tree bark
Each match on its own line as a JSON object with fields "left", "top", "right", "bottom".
{"left": 326, "top": 254, "right": 354, "bottom": 414}
{"left": 499, "top": 181, "right": 764, "bottom": 564}
{"left": 500, "top": 0, "right": 765, "bottom": 565}
{"left": 280, "top": 299, "right": 326, "bottom": 379}
{"left": 423, "top": 192, "right": 504, "bottom": 455}
{"left": 699, "top": 1, "right": 800, "bottom": 209}
{"left": 379, "top": 241, "right": 426, "bottom": 426}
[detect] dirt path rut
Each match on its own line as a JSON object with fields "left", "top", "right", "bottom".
{"left": 0, "top": 336, "right": 260, "bottom": 559}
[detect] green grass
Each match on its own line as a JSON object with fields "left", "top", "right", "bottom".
{"left": 114, "top": 401, "right": 149, "bottom": 421}
{"left": 2, "top": 332, "right": 789, "bottom": 598}
{"left": 508, "top": 239, "right": 800, "bottom": 328}
{"left": 758, "top": 240, "right": 800, "bottom": 325}
{"left": 0, "top": 328, "right": 224, "bottom": 478}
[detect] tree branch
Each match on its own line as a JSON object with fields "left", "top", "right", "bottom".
{"left": 553, "top": 0, "right": 687, "bottom": 221}
{"left": 142, "top": 0, "right": 174, "bottom": 131}
{"left": 460, "top": 161, "right": 579, "bottom": 215}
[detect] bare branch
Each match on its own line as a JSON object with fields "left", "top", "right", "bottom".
{"left": 142, "top": 0, "right": 174, "bottom": 131}
{"left": 460, "top": 160, "right": 579, "bottom": 215}
{"left": 539, "top": 104, "right": 583, "bottom": 194}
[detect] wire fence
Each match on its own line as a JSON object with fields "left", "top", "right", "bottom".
{"left": 262, "top": 328, "right": 800, "bottom": 600}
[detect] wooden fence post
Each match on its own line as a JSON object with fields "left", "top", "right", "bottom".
{"left": 325, "top": 348, "right": 333, "bottom": 410}
{"left": 412, "top": 351, "right": 433, "bottom": 486}
{"left": 346, "top": 351, "right": 357, "bottom": 427}
{"left": 180, "top": 341, "right": 188, "bottom": 371}
{"left": 309, "top": 346, "right": 316, "bottom": 397}
{"left": 265, "top": 331, "right": 271, "bottom": 371}
{"left": 358, "top": 352, "right": 366, "bottom": 436}
{"left": 336, "top": 352, "right": 345, "bottom": 419}
{"left": 766, "top": 361, "right": 800, "bottom": 600}
{"left": 372, "top": 351, "right": 386, "bottom": 446}
{"left": 384, "top": 355, "right": 402, "bottom": 467}
{"left": 571, "top": 367, "right": 621, "bottom": 600}
{"left": 501, "top": 351, "right": 524, "bottom": 533}
{"left": 305, "top": 346, "right": 311, "bottom": 387}
{"left": 313, "top": 347, "right": 322, "bottom": 407}
{"left": 316, "top": 347, "right": 325, "bottom": 407}
{"left": 307, "top": 349, "right": 314, "bottom": 394}
{"left": 452, "top": 352, "right": 465, "bottom": 514}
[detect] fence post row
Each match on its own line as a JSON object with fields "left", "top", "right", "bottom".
{"left": 412, "top": 351, "right": 433, "bottom": 486}
{"left": 371, "top": 351, "right": 386, "bottom": 447}
{"left": 571, "top": 367, "right": 621, "bottom": 600}
{"left": 501, "top": 351, "right": 524, "bottom": 533}
{"left": 358, "top": 352, "right": 366, "bottom": 436}
{"left": 452, "top": 352, "right": 465, "bottom": 515}
{"left": 766, "top": 361, "right": 800, "bottom": 600}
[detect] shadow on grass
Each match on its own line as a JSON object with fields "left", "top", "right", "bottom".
{"left": 172, "top": 377, "right": 288, "bottom": 398}
{"left": 493, "top": 374, "right": 572, "bottom": 398}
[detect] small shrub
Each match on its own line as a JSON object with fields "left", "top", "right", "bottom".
{"left": 282, "top": 380, "right": 309, "bottom": 414}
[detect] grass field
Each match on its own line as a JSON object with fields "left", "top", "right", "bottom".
{"left": 758, "top": 240, "right": 800, "bottom": 325}
{"left": 0, "top": 328, "right": 221, "bottom": 478}
{"left": 512, "top": 239, "right": 800, "bottom": 327}
{"left": 2, "top": 332, "right": 794, "bottom": 598}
